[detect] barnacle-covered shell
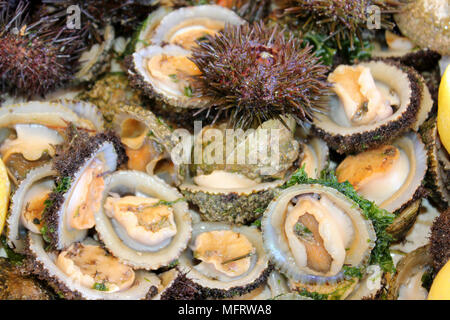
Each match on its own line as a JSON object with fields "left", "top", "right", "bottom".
{"left": 0, "top": 258, "right": 54, "bottom": 300}
{"left": 191, "top": 117, "right": 300, "bottom": 180}
{"left": 44, "top": 133, "right": 125, "bottom": 249}
{"left": 177, "top": 222, "right": 271, "bottom": 299}
{"left": 262, "top": 184, "right": 376, "bottom": 286}
{"left": 394, "top": 0, "right": 450, "bottom": 56}
{"left": 312, "top": 61, "right": 430, "bottom": 154}
{"left": 181, "top": 178, "right": 283, "bottom": 224}
{"left": 76, "top": 73, "right": 144, "bottom": 125}
{"left": 420, "top": 117, "right": 449, "bottom": 210}
{"left": 25, "top": 234, "right": 161, "bottom": 300}
{"left": 112, "top": 105, "right": 178, "bottom": 185}
{"left": 95, "top": 170, "right": 192, "bottom": 270}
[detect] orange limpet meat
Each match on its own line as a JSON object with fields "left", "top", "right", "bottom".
{"left": 336, "top": 145, "right": 400, "bottom": 190}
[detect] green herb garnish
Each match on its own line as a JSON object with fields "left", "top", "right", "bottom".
{"left": 0, "top": 236, "right": 25, "bottom": 266}
{"left": 343, "top": 266, "right": 364, "bottom": 279}
{"left": 284, "top": 168, "right": 395, "bottom": 273}
{"left": 55, "top": 177, "right": 72, "bottom": 193}
{"left": 93, "top": 282, "right": 108, "bottom": 291}
{"left": 168, "top": 74, "right": 179, "bottom": 82}
{"left": 184, "top": 86, "right": 193, "bottom": 97}
{"left": 251, "top": 219, "right": 262, "bottom": 228}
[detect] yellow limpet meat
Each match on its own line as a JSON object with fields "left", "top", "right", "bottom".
{"left": 385, "top": 30, "right": 414, "bottom": 51}
{"left": 0, "top": 124, "right": 63, "bottom": 162}
{"left": 437, "top": 65, "right": 450, "bottom": 153}
{"left": 0, "top": 157, "right": 10, "bottom": 234}
{"left": 120, "top": 118, "right": 148, "bottom": 150}
{"left": 193, "top": 230, "right": 255, "bottom": 277}
{"left": 168, "top": 18, "right": 224, "bottom": 50}
{"left": 336, "top": 145, "right": 400, "bottom": 189}
{"left": 147, "top": 54, "right": 201, "bottom": 95}
{"left": 125, "top": 144, "right": 155, "bottom": 172}
{"left": 67, "top": 159, "right": 105, "bottom": 230}
{"left": 428, "top": 259, "right": 450, "bottom": 300}
{"left": 21, "top": 191, "right": 49, "bottom": 233}
{"left": 328, "top": 65, "right": 393, "bottom": 125}
{"left": 56, "top": 243, "right": 135, "bottom": 293}
{"left": 104, "top": 195, "right": 177, "bottom": 247}
{"left": 336, "top": 145, "right": 410, "bottom": 205}
{"left": 284, "top": 196, "right": 353, "bottom": 277}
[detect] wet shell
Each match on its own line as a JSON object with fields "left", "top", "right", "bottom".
{"left": 6, "top": 164, "right": 56, "bottom": 253}
{"left": 95, "top": 170, "right": 192, "bottom": 270}
{"left": 180, "top": 179, "right": 284, "bottom": 225}
{"left": 44, "top": 136, "right": 123, "bottom": 250}
{"left": 177, "top": 222, "right": 271, "bottom": 299}
{"left": 150, "top": 5, "right": 245, "bottom": 50}
{"left": 25, "top": 234, "right": 161, "bottom": 300}
{"left": 128, "top": 45, "right": 208, "bottom": 109}
{"left": 261, "top": 184, "right": 376, "bottom": 285}
{"left": 74, "top": 25, "right": 116, "bottom": 83}
{"left": 387, "top": 245, "right": 433, "bottom": 300}
{"left": 312, "top": 60, "right": 426, "bottom": 154}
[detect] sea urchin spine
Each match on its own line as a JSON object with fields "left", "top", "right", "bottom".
{"left": 190, "top": 21, "right": 329, "bottom": 129}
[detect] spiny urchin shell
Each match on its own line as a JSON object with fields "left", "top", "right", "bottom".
{"left": 281, "top": 0, "right": 401, "bottom": 49}
{"left": 0, "top": 1, "right": 82, "bottom": 97}
{"left": 190, "top": 21, "right": 329, "bottom": 129}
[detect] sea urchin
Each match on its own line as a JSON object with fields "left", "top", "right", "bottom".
{"left": 0, "top": 1, "right": 82, "bottom": 98}
{"left": 190, "top": 21, "right": 329, "bottom": 129}
{"left": 280, "top": 0, "right": 400, "bottom": 49}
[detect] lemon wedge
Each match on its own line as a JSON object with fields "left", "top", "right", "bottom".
{"left": 0, "top": 157, "right": 10, "bottom": 234}
{"left": 437, "top": 65, "right": 450, "bottom": 153}
{"left": 428, "top": 259, "right": 450, "bottom": 300}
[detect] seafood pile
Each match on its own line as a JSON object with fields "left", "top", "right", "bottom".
{"left": 0, "top": 0, "right": 449, "bottom": 300}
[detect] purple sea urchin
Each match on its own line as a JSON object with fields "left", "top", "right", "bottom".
{"left": 190, "top": 22, "right": 329, "bottom": 129}
{"left": 280, "top": 0, "right": 400, "bottom": 49}
{"left": 0, "top": 1, "right": 82, "bottom": 98}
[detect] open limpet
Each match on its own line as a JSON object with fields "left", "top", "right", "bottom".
{"left": 6, "top": 164, "right": 56, "bottom": 253}
{"left": 44, "top": 132, "right": 125, "bottom": 250}
{"left": 25, "top": 234, "right": 160, "bottom": 300}
{"left": 312, "top": 60, "right": 432, "bottom": 154}
{"left": 95, "top": 170, "right": 191, "bottom": 270}
{"left": 177, "top": 222, "right": 271, "bottom": 299}
{"left": 261, "top": 184, "right": 376, "bottom": 289}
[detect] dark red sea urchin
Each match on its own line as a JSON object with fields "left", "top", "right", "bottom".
{"left": 0, "top": 1, "right": 82, "bottom": 98}
{"left": 190, "top": 22, "right": 329, "bottom": 129}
